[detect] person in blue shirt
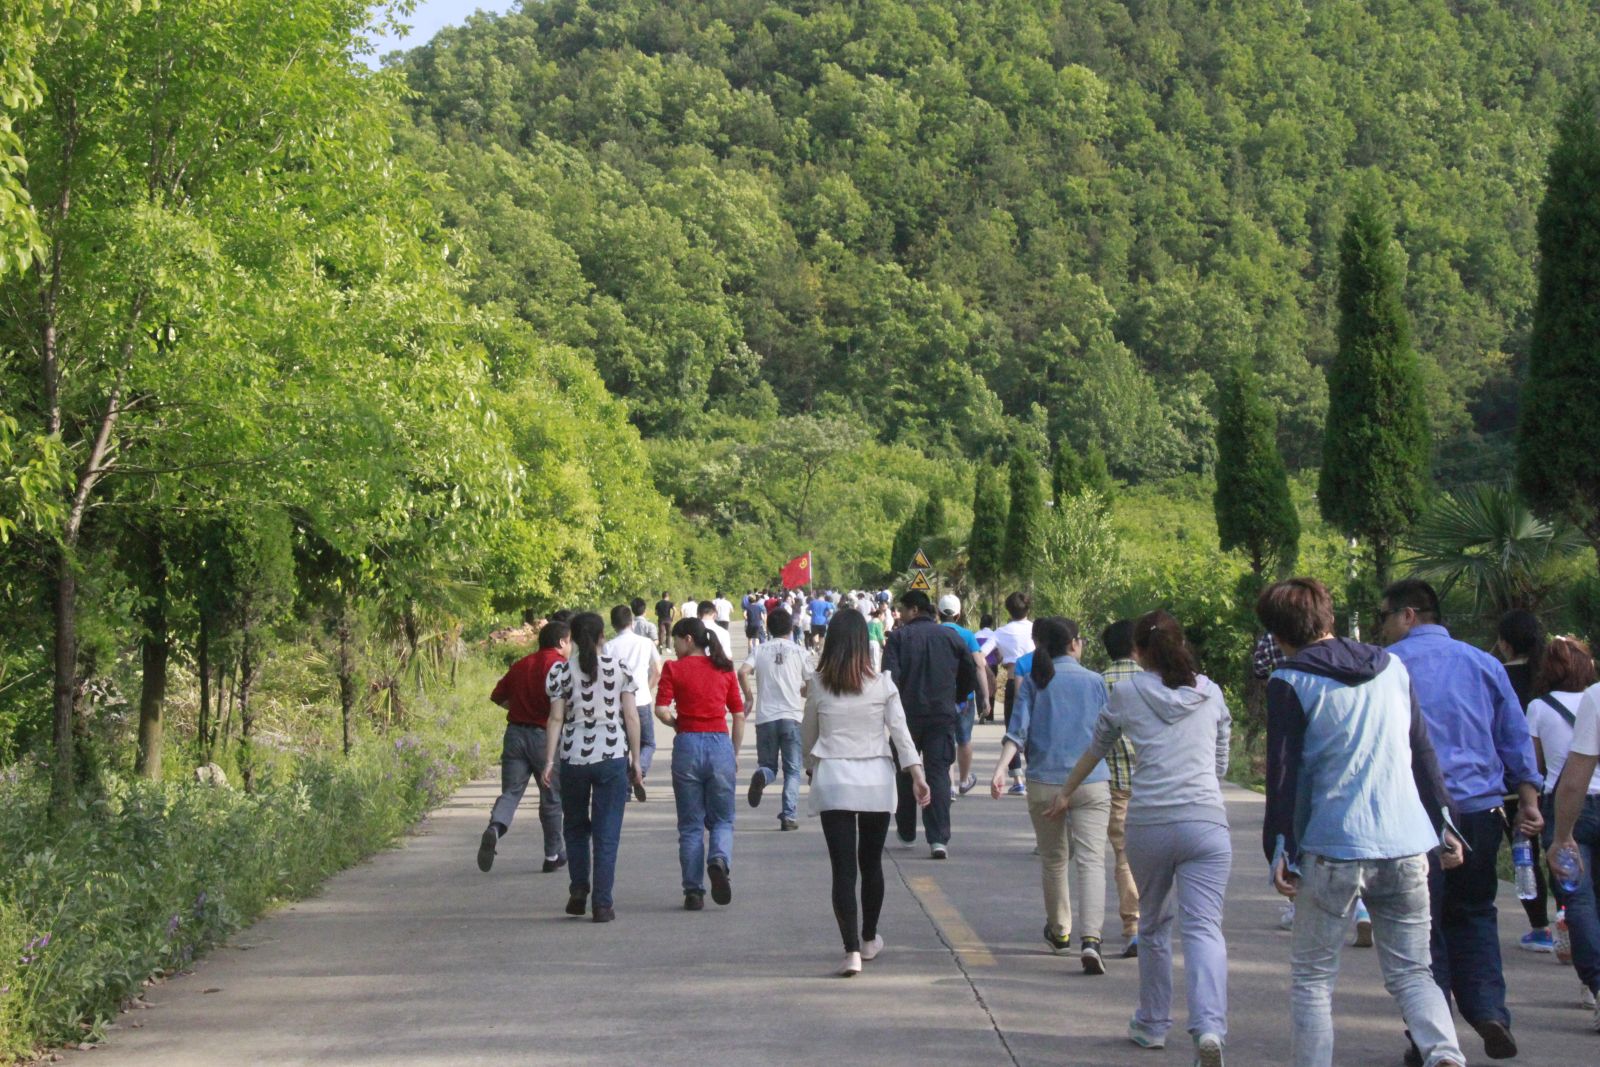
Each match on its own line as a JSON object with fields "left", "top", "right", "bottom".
{"left": 807, "top": 594, "right": 835, "bottom": 651}
{"left": 938, "top": 594, "right": 990, "bottom": 797}
{"left": 990, "top": 617, "right": 1113, "bottom": 973}
{"left": 1378, "top": 578, "right": 1542, "bottom": 1063}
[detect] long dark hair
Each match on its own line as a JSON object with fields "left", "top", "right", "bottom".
{"left": 1498, "top": 609, "right": 1544, "bottom": 666}
{"left": 1029, "top": 617, "right": 1080, "bottom": 690}
{"left": 817, "top": 609, "right": 873, "bottom": 695}
{"left": 672, "top": 617, "right": 734, "bottom": 672}
{"left": 569, "top": 612, "right": 606, "bottom": 680}
{"left": 1135, "top": 610, "right": 1198, "bottom": 689}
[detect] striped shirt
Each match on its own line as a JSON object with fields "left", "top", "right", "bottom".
{"left": 1101, "top": 658, "right": 1141, "bottom": 791}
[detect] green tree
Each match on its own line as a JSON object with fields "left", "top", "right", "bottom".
{"left": 1318, "top": 182, "right": 1430, "bottom": 587}
{"left": 1517, "top": 87, "right": 1600, "bottom": 568}
{"left": 1082, "top": 441, "right": 1115, "bottom": 508}
{"left": 1002, "top": 448, "right": 1045, "bottom": 588}
{"left": 968, "top": 473, "right": 1007, "bottom": 614}
{"left": 1032, "top": 493, "right": 1125, "bottom": 627}
{"left": 1214, "top": 362, "right": 1300, "bottom": 577}
{"left": 1051, "top": 443, "right": 1084, "bottom": 504}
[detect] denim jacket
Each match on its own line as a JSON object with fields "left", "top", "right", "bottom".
{"left": 1007, "top": 655, "right": 1108, "bottom": 787}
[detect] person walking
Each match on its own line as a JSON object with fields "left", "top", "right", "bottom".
{"left": 803, "top": 608, "right": 931, "bottom": 975}
{"left": 1495, "top": 609, "right": 1554, "bottom": 952}
{"left": 1529, "top": 636, "right": 1600, "bottom": 1023}
{"left": 1045, "top": 610, "right": 1232, "bottom": 1066}
{"left": 744, "top": 594, "right": 768, "bottom": 650}
{"left": 992, "top": 617, "right": 1112, "bottom": 973}
{"left": 808, "top": 590, "right": 835, "bottom": 651}
{"left": 938, "top": 595, "right": 990, "bottom": 799}
{"left": 654, "top": 592, "right": 675, "bottom": 651}
{"left": 605, "top": 604, "right": 660, "bottom": 802}
{"left": 1256, "top": 579, "right": 1466, "bottom": 1067}
{"left": 883, "top": 589, "right": 977, "bottom": 859}
{"left": 981, "top": 592, "right": 1035, "bottom": 794}
{"left": 656, "top": 618, "right": 745, "bottom": 910}
{"left": 741, "top": 608, "right": 811, "bottom": 831}
{"left": 629, "top": 597, "right": 658, "bottom": 644}
{"left": 696, "top": 599, "right": 733, "bottom": 659}
{"left": 478, "top": 620, "right": 570, "bottom": 874}
{"left": 1100, "top": 620, "right": 1142, "bottom": 957}
{"left": 539, "top": 613, "right": 643, "bottom": 923}
{"left": 1378, "top": 579, "right": 1542, "bottom": 1061}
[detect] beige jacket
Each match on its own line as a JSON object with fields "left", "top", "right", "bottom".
{"left": 802, "top": 671, "right": 923, "bottom": 773}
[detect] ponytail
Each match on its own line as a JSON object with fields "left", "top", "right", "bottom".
{"left": 1029, "top": 617, "right": 1081, "bottom": 691}
{"left": 569, "top": 611, "right": 605, "bottom": 681}
{"left": 671, "top": 617, "right": 735, "bottom": 673}
{"left": 1135, "top": 610, "right": 1198, "bottom": 689}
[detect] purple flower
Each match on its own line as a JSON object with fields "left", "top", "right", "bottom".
{"left": 166, "top": 914, "right": 181, "bottom": 938}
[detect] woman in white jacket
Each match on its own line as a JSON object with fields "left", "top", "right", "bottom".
{"left": 803, "top": 609, "right": 931, "bottom": 976}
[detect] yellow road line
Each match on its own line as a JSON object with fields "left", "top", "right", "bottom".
{"left": 906, "top": 875, "right": 996, "bottom": 967}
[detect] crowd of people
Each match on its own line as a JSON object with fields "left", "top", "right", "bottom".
{"left": 474, "top": 575, "right": 1600, "bottom": 1067}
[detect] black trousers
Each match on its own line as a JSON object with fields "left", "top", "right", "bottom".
{"left": 1429, "top": 807, "right": 1510, "bottom": 1026}
{"left": 895, "top": 721, "right": 955, "bottom": 846}
{"left": 1002, "top": 671, "right": 1021, "bottom": 773}
{"left": 820, "top": 810, "right": 891, "bottom": 952}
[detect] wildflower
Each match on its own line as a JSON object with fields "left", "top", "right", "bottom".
{"left": 166, "top": 914, "right": 181, "bottom": 938}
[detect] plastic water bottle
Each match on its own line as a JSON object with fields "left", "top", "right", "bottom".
{"left": 1554, "top": 908, "right": 1572, "bottom": 965}
{"left": 1549, "top": 842, "right": 1584, "bottom": 895}
{"left": 1512, "top": 835, "right": 1537, "bottom": 900}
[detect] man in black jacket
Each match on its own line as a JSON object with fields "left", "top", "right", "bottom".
{"left": 884, "top": 590, "right": 978, "bottom": 858}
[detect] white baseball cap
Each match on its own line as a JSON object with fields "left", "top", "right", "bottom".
{"left": 937, "top": 594, "right": 961, "bottom": 618}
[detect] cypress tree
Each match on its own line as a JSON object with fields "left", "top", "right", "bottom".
{"left": 1082, "top": 440, "right": 1115, "bottom": 507}
{"left": 1318, "top": 180, "right": 1431, "bottom": 586}
{"left": 921, "top": 489, "right": 947, "bottom": 559}
{"left": 1214, "top": 361, "right": 1300, "bottom": 577}
{"left": 1051, "top": 443, "right": 1084, "bottom": 504}
{"left": 1517, "top": 87, "right": 1600, "bottom": 566}
{"left": 969, "top": 473, "right": 1007, "bottom": 608}
{"left": 889, "top": 502, "right": 924, "bottom": 573}
{"left": 1002, "top": 447, "right": 1044, "bottom": 587}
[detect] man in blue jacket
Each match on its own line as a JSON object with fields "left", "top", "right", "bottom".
{"left": 1379, "top": 578, "right": 1542, "bottom": 1062}
{"left": 1259, "top": 578, "right": 1464, "bottom": 1067}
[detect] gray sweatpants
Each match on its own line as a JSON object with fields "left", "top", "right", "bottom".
{"left": 1124, "top": 819, "right": 1232, "bottom": 1042}
{"left": 489, "top": 723, "right": 564, "bottom": 861}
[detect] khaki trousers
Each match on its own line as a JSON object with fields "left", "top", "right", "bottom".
{"left": 1108, "top": 786, "right": 1140, "bottom": 936}
{"left": 1027, "top": 780, "right": 1111, "bottom": 942}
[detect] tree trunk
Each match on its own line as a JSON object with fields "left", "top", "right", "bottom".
{"left": 238, "top": 631, "right": 255, "bottom": 793}
{"left": 1373, "top": 538, "right": 1394, "bottom": 592}
{"left": 337, "top": 599, "right": 355, "bottom": 758}
{"left": 134, "top": 531, "right": 168, "bottom": 779}
{"left": 197, "top": 613, "right": 211, "bottom": 761}
{"left": 48, "top": 548, "right": 78, "bottom": 818}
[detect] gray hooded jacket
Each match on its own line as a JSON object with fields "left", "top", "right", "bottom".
{"left": 1089, "top": 670, "right": 1231, "bottom": 827}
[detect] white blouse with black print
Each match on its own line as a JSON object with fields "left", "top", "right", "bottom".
{"left": 544, "top": 654, "right": 635, "bottom": 766}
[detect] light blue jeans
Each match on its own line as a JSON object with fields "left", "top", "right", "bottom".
{"left": 671, "top": 731, "right": 736, "bottom": 893}
{"left": 755, "top": 719, "right": 803, "bottom": 821}
{"left": 1124, "top": 819, "right": 1231, "bottom": 1043}
{"left": 1291, "top": 853, "right": 1463, "bottom": 1067}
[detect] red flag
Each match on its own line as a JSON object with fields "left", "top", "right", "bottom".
{"left": 780, "top": 552, "right": 811, "bottom": 590}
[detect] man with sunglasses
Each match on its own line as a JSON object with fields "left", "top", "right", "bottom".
{"left": 1378, "top": 579, "right": 1542, "bottom": 1063}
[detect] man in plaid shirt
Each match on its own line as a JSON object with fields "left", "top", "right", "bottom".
{"left": 1100, "top": 619, "right": 1142, "bottom": 956}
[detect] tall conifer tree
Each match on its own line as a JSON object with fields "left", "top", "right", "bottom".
{"left": 1002, "top": 448, "right": 1044, "bottom": 587}
{"left": 1319, "top": 181, "right": 1431, "bottom": 586}
{"left": 969, "top": 473, "right": 1007, "bottom": 609}
{"left": 1214, "top": 362, "right": 1300, "bottom": 577}
{"left": 1052, "top": 443, "right": 1084, "bottom": 504}
{"left": 1517, "top": 87, "right": 1600, "bottom": 567}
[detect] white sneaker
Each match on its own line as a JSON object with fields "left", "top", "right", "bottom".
{"left": 930, "top": 843, "right": 948, "bottom": 860}
{"left": 1194, "top": 1032, "right": 1224, "bottom": 1067}
{"left": 1581, "top": 983, "right": 1597, "bottom": 1011}
{"left": 838, "top": 951, "right": 862, "bottom": 977}
{"left": 1353, "top": 900, "right": 1372, "bottom": 948}
{"left": 861, "top": 935, "right": 884, "bottom": 961}
{"left": 1591, "top": 992, "right": 1600, "bottom": 1033}
{"left": 1278, "top": 903, "right": 1295, "bottom": 930}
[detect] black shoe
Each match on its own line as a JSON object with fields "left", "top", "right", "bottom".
{"left": 708, "top": 860, "right": 733, "bottom": 906}
{"left": 896, "top": 830, "right": 917, "bottom": 845}
{"left": 780, "top": 818, "right": 798, "bottom": 831}
{"left": 1120, "top": 936, "right": 1139, "bottom": 959}
{"left": 477, "top": 826, "right": 498, "bottom": 872}
{"left": 747, "top": 770, "right": 766, "bottom": 807}
{"left": 683, "top": 892, "right": 705, "bottom": 911}
{"left": 541, "top": 856, "right": 566, "bottom": 873}
{"left": 633, "top": 780, "right": 647, "bottom": 803}
{"left": 1471, "top": 1019, "right": 1516, "bottom": 1060}
{"left": 1081, "top": 938, "right": 1105, "bottom": 975}
{"left": 565, "top": 886, "right": 589, "bottom": 916}
{"left": 1403, "top": 1031, "right": 1423, "bottom": 1067}
{"left": 1043, "top": 925, "right": 1071, "bottom": 953}
{"left": 592, "top": 905, "right": 615, "bottom": 923}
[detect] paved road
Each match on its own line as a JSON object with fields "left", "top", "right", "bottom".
{"left": 76, "top": 633, "right": 1597, "bottom": 1066}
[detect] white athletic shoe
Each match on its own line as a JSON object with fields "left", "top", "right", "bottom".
{"left": 861, "top": 935, "right": 884, "bottom": 962}
{"left": 838, "top": 951, "right": 862, "bottom": 977}
{"left": 1580, "top": 983, "right": 1597, "bottom": 1011}
{"left": 1193, "top": 1032, "right": 1224, "bottom": 1067}
{"left": 1278, "top": 902, "right": 1296, "bottom": 930}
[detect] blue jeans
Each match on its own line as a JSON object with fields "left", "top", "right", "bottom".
{"left": 671, "top": 731, "right": 736, "bottom": 893}
{"left": 1291, "top": 854, "right": 1462, "bottom": 1067}
{"left": 1544, "top": 792, "right": 1600, "bottom": 993}
{"left": 1428, "top": 806, "right": 1509, "bottom": 1026}
{"left": 558, "top": 756, "right": 629, "bottom": 908}
{"left": 955, "top": 698, "right": 976, "bottom": 745}
{"left": 489, "top": 724, "right": 564, "bottom": 861}
{"left": 636, "top": 704, "right": 656, "bottom": 778}
{"left": 755, "top": 719, "right": 802, "bottom": 821}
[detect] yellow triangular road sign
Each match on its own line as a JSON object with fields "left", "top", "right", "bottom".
{"left": 908, "top": 571, "right": 932, "bottom": 591}
{"left": 911, "top": 548, "right": 932, "bottom": 570}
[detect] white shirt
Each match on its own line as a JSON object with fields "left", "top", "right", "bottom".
{"left": 545, "top": 655, "right": 635, "bottom": 765}
{"left": 700, "top": 618, "right": 732, "bottom": 658}
{"left": 1529, "top": 691, "right": 1600, "bottom": 794}
{"left": 1570, "top": 683, "right": 1600, "bottom": 760}
{"left": 747, "top": 638, "right": 812, "bottom": 724}
{"left": 604, "top": 629, "right": 659, "bottom": 709}
{"left": 713, "top": 597, "right": 733, "bottom": 622}
{"left": 980, "top": 619, "right": 1035, "bottom": 666}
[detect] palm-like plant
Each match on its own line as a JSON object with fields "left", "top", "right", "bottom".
{"left": 1401, "top": 484, "right": 1585, "bottom": 618}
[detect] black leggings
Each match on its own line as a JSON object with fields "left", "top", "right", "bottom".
{"left": 820, "top": 810, "right": 891, "bottom": 952}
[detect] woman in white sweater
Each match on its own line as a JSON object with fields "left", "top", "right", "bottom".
{"left": 803, "top": 609, "right": 930, "bottom": 976}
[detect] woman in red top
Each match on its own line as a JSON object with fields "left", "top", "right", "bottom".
{"left": 656, "top": 618, "right": 744, "bottom": 910}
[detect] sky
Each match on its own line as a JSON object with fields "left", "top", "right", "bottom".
{"left": 362, "top": 0, "right": 518, "bottom": 67}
